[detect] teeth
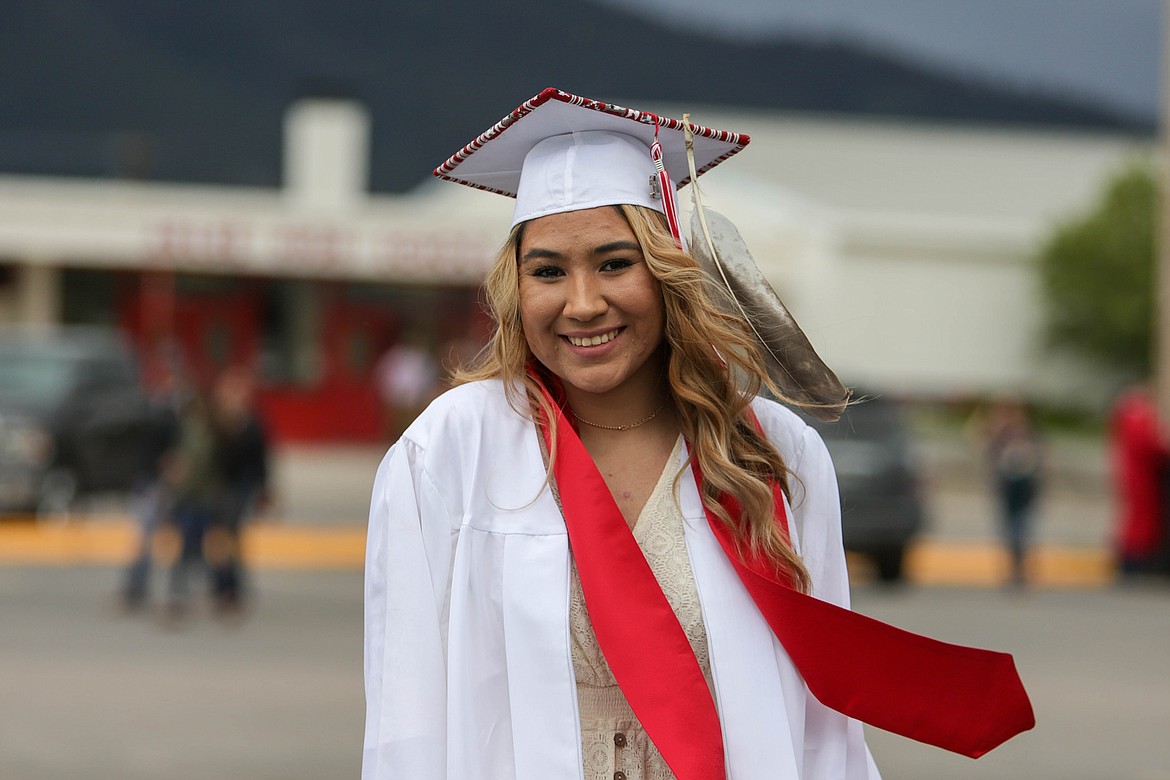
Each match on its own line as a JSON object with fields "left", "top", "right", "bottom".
{"left": 568, "top": 330, "right": 618, "bottom": 347}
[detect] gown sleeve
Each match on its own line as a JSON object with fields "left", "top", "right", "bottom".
{"left": 362, "top": 438, "right": 458, "bottom": 780}
{"left": 788, "top": 424, "right": 883, "bottom": 780}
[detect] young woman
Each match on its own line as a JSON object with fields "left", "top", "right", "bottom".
{"left": 363, "top": 89, "right": 1031, "bottom": 780}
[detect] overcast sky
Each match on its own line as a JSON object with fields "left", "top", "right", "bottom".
{"left": 594, "top": 0, "right": 1162, "bottom": 119}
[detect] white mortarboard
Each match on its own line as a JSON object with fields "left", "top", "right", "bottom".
{"left": 433, "top": 87, "right": 749, "bottom": 232}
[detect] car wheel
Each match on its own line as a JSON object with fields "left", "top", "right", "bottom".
{"left": 872, "top": 546, "right": 906, "bottom": 584}
{"left": 37, "top": 467, "right": 78, "bottom": 522}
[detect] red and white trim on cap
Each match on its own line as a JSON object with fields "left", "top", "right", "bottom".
{"left": 434, "top": 88, "right": 749, "bottom": 198}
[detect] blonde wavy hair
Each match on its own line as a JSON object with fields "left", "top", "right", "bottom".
{"left": 455, "top": 204, "right": 811, "bottom": 593}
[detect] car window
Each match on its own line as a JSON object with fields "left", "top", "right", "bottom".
{"left": 0, "top": 348, "right": 79, "bottom": 410}
{"left": 80, "top": 358, "right": 138, "bottom": 391}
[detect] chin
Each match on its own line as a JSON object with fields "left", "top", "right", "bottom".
{"left": 560, "top": 379, "right": 621, "bottom": 397}
{"left": 556, "top": 370, "right": 627, "bottom": 397}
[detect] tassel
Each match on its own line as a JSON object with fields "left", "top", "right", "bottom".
{"left": 651, "top": 118, "right": 685, "bottom": 250}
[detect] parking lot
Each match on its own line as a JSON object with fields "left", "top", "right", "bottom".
{"left": 3, "top": 430, "right": 1163, "bottom": 780}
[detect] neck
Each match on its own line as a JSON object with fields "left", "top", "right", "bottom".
{"left": 562, "top": 372, "right": 669, "bottom": 433}
{"left": 572, "top": 399, "right": 667, "bottom": 432}
{"left": 569, "top": 397, "right": 666, "bottom": 431}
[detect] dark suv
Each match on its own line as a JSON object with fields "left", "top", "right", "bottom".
{"left": 803, "top": 394, "right": 926, "bottom": 582}
{"left": 0, "top": 328, "right": 153, "bottom": 516}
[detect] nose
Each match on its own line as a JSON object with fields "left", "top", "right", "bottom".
{"left": 562, "top": 273, "right": 608, "bottom": 321}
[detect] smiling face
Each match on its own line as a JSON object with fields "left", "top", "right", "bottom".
{"left": 518, "top": 206, "right": 667, "bottom": 406}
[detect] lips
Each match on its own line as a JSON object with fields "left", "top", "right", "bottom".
{"left": 565, "top": 328, "right": 621, "bottom": 347}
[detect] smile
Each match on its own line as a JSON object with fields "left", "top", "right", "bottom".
{"left": 566, "top": 329, "right": 621, "bottom": 347}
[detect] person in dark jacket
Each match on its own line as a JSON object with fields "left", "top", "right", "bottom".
{"left": 981, "top": 397, "right": 1045, "bottom": 588}
{"left": 205, "top": 367, "right": 271, "bottom": 614}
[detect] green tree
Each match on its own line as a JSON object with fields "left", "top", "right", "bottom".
{"left": 1038, "top": 164, "right": 1158, "bottom": 376}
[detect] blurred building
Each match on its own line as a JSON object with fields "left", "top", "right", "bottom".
{"left": 0, "top": 100, "right": 510, "bottom": 441}
{"left": 0, "top": 99, "right": 1151, "bottom": 440}
{"left": 661, "top": 104, "right": 1151, "bottom": 408}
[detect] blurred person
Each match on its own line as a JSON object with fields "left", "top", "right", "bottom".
{"left": 362, "top": 89, "right": 1033, "bottom": 780}
{"left": 160, "top": 391, "right": 221, "bottom": 623}
{"left": 373, "top": 330, "right": 440, "bottom": 440}
{"left": 1110, "top": 384, "right": 1169, "bottom": 576}
{"left": 119, "top": 365, "right": 184, "bottom": 611}
{"left": 206, "top": 367, "right": 271, "bottom": 615}
{"left": 976, "top": 397, "right": 1045, "bottom": 588}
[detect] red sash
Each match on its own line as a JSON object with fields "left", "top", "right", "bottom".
{"left": 537, "top": 390, "right": 726, "bottom": 778}
{"left": 533, "top": 379, "right": 1034, "bottom": 778}
{"left": 693, "top": 460, "right": 1035, "bottom": 759}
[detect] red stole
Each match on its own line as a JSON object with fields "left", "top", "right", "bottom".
{"left": 534, "top": 380, "right": 1034, "bottom": 778}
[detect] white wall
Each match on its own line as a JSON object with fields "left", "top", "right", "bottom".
{"left": 676, "top": 110, "right": 1153, "bottom": 405}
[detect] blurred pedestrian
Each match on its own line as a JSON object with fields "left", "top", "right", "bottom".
{"left": 161, "top": 391, "right": 221, "bottom": 623}
{"left": 977, "top": 397, "right": 1045, "bottom": 588}
{"left": 205, "top": 367, "right": 271, "bottom": 616}
{"left": 1110, "top": 384, "right": 1169, "bottom": 576}
{"left": 373, "top": 331, "right": 439, "bottom": 441}
{"left": 119, "top": 366, "right": 183, "bottom": 611}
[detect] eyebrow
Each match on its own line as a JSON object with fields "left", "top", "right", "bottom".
{"left": 519, "top": 240, "right": 642, "bottom": 265}
{"left": 594, "top": 240, "right": 641, "bottom": 254}
{"left": 520, "top": 247, "right": 562, "bottom": 264}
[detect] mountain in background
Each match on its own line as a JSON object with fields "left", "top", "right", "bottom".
{"left": 0, "top": 0, "right": 1152, "bottom": 193}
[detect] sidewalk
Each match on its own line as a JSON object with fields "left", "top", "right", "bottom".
{"left": 266, "top": 443, "right": 387, "bottom": 526}
{"left": 0, "top": 434, "right": 1119, "bottom": 587}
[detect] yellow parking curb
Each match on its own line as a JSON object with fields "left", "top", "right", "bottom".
{"left": 0, "top": 516, "right": 1116, "bottom": 587}
{"left": 910, "top": 540, "right": 1114, "bottom": 588}
{"left": 0, "top": 516, "right": 368, "bottom": 571}
{"left": 0, "top": 515, "right": 140, "bottom": 565}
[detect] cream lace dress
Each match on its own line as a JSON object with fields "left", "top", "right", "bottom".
{"left": 569, "top": 437, "right": 713, "bottom": 780}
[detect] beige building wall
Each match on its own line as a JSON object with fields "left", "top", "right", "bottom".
{"left": 679, "top": 109, "right": 1152, "bottom": 406}
{"left": 0, "top": 262, "right": 60, "bottom": 326}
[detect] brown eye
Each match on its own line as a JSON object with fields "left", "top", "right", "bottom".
{"left": 530, "top": 265, "right": 564, "bottom": 279}
{"left": 600, "top": 258, "right": 633, "bottom": 272}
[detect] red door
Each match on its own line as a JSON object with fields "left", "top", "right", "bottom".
{"left": 117, "top": 272, "right": 261, "bottom": 393}
{"left": 258, "top": 287, "right": 398, "bottom": 442}
{"left": 319, "top": 296, "right": 395, "bottom": 440}
{"left": 171, "top": 287, "right": 261, "bottom": 389}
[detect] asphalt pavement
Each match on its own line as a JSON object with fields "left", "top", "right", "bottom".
{"left": 2, "top": 430, "right": 1167, "bottom": 780}
{"left": 2, "top": 566, "right": 1167, "bottom": 780}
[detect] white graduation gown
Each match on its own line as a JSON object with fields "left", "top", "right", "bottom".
{"left": 363, "top": 378, "right": 881, "bottom": 780}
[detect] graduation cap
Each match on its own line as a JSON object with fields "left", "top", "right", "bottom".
{"left": 434, "top": 87, "right": 849, "bottom": 419}
{"left": 434, "top": 87, "right": 747, "bottom": 242}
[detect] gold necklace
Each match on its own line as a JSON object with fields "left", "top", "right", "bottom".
{"left": 570, "top": 401, "right": 667, "bottom": 431}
